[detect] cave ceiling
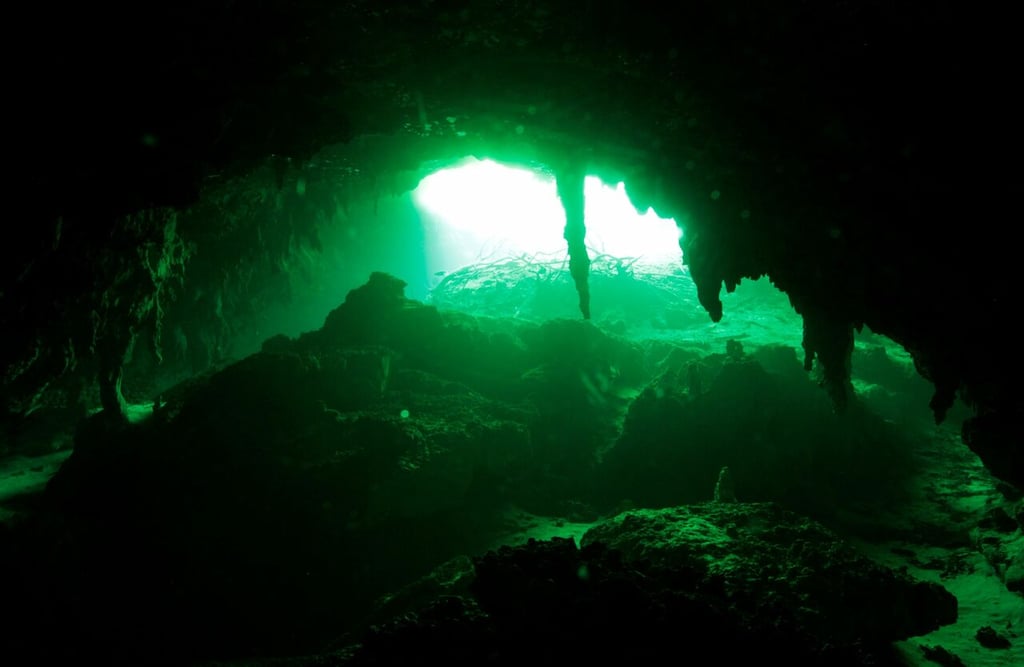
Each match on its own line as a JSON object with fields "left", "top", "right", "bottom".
{"left": 3, "top": 1, "right": 1021, "bottom": 485}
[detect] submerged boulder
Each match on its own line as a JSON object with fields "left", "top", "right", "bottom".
{"left": 334, "top": 503, "right": 956, "bottom": 666}
{"left": 581, "top": 503, "right": 957, "bottom": 646}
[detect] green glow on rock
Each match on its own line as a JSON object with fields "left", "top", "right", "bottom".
{"left": 412, "top": 158, "right": 681, "bottom": 276}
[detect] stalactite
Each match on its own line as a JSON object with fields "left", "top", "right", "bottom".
{"left": 91, "top": 208, "right": 186, "bottom": 422}
{"left": 556, "top": 160, "right": 590, "bottom": 320}
{"left": 800, "top": 311, "right": 854, "bottom": 411}
{"left": 680, "top": 227, "right": 725, "bottom": 323}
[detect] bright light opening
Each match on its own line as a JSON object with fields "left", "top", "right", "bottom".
{"left": 412, "top": 158, "right": 681, "bottom": 277}
{"left": 583, "top": 177, "right": 682, "bottom": 266}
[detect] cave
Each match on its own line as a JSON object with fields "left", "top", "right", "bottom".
{"left": 2, "top": 2, "right": 1022, "bottom": 665}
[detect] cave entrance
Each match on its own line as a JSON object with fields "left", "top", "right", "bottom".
{"left": 413, "top": 157, "right": 683, "bottom": 277}
{"left": 411, "top": 156, "right": 690, "bottom": 324}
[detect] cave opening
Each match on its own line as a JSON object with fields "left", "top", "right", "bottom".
{"left": 413, "top": 156, "right": 683, "bottom": 277}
